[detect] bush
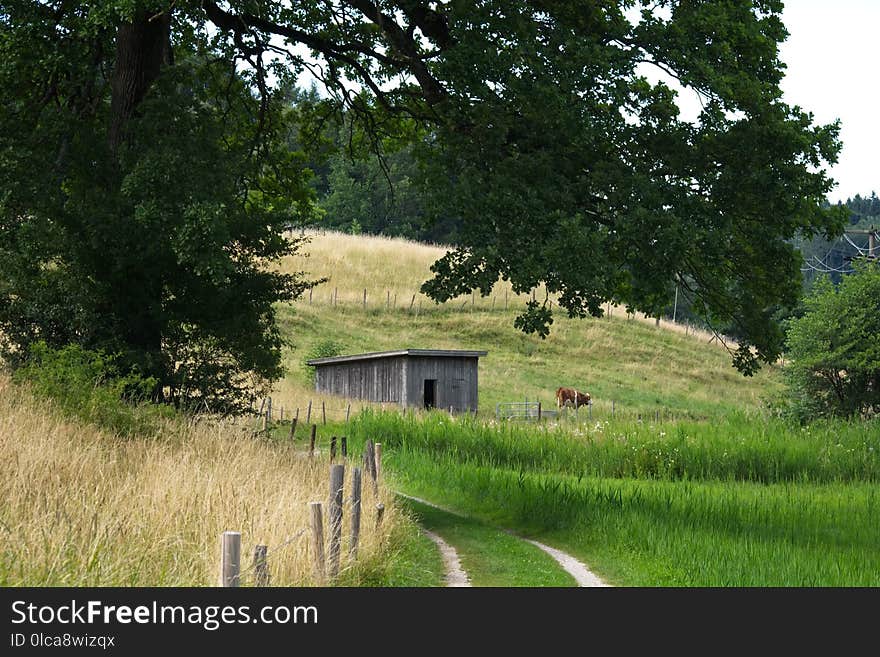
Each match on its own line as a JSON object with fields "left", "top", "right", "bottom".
{"left": 781, "top": 262, "right": 880, "bottom": 421}
{"left": 12, "top": 342, "right": 173, "bottom": 436}
{"left": 302, "top": 340, "right": 345, "bottom": 385}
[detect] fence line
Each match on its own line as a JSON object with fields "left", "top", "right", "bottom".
{"left": 298, "top": 285, "right": 725, "bottom": 344}
{"left": 221, "top": 457, "right": 384, "bottom": 587}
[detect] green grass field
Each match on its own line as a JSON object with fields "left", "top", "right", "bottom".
{"left": 345, "top": 412, "right": 879, "bottom": 586}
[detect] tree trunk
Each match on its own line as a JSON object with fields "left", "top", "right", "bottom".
{"left": 109, "top": 10, "right": 172, "bottom": 151}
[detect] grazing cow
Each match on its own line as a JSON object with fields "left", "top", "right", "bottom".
{"left": 556, "top": 386, "right": 592, "bottom": 410}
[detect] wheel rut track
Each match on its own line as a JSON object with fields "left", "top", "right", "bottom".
{"left": 399, "top": 493, "right": 610, "bottom": 588}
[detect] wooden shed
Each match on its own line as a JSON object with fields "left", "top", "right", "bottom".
{"left": 306, "top": 349, "right": 488, "bottom": 413}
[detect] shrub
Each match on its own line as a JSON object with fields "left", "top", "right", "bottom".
{"left": 782, "top": 262, "right": 880, "bottom": 421}
{"left": 302, "top": 340, "right": 345, "bottom": 385}
{"left": 12, "top": 342, "right": 172, "bottom": 436}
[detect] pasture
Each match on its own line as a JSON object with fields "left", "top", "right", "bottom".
{"left": 270, "top": 230, "right": 781, "bottom": 421}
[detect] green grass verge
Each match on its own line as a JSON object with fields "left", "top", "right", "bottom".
{"left": 336, "top": 516, "right": 446, "bottom": 587}
{"left": 398, "top": 497, "right": 576, "bottom": 587}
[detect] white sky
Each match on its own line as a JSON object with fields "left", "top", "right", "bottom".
{"left": 778, "top": 1, "right": 879, "bottom": 203}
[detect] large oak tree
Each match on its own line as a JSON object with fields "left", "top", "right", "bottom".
{"left": 0, "top": 1, "right": 846, "bottom": 410}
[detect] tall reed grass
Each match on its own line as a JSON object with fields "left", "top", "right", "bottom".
{"left": 349, "top": 409, "right": 880, "bottom": 484}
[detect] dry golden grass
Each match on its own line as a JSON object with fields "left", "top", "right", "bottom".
{"left": 0, "top": 377, "right": 399, "bottom": 586}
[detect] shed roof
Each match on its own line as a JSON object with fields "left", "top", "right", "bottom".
{"left": 306, "top": 348, "right": 488, "bottom": 366}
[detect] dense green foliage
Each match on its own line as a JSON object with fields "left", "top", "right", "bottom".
{"left": 782, "top": 263, "right": 880, "bottom": 419}
{"left": 0, "top": 1, "right": 846, "bottom": 389}
{"left": 12, "top": 342, "right": 174, "bottom": 436}
{"left": 0, "top": 4, "right": 318, "bottom": 411}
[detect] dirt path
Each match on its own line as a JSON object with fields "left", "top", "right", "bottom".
{"left": 421, "top": 529, "right": 471, "bottom": 587}
{"left": 399, "top": 493, "right": 610, "bottom": 587}
{"left": 519, "top": 537, "right": 609, "bottom": 587}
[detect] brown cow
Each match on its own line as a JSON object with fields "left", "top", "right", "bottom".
{"left": 556, "top": 386, "right": 592, "bottom": 410}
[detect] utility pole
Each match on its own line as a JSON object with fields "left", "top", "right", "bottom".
{"left": 846, "top": 227, "right": 878, "bottom": 261}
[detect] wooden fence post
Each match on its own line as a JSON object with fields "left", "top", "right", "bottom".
{"left": 375, "top": 502, "right": 385, "bottom": 529}
{"left": 328, "top": 464, "right": 345, "bottom": 579}
{"left": 350, "top": 467, "right": 362, "bottom": 560}
{"left": 219, "top": 531, "right": 241, "bottom": 587}
{"left": 330, "top": 435, "right": 337, "bottom": 461}
{"left": 345, "top": 403, "right": 351, "bottom": 423}
{"left": 288, "top": 418, "right": 298, "bottom": 441}
{"left": 310, "top": 424, "right": 317, "bottom": 456}
{"left": 267, "top": 397, "right": 272, "bottom": 422}
{"left": 537, "top": 401, "right": 542, "bottom": 420}
{"left": 363, "top": 288, "right": 367, "bottom": 307}
{"left": 341, "top": 436, "right": 348, "bottom": 458}
{"left": 375, "top": 443, "right": 382, "bottom": 481}
{"left": 409, "top": 294, "right": 415, "bottom": 311}
{"left": 364, "top": 440, "right": 378, "bottom": 494}
{"left": 306, "top": 400, "right": 312, "bottom": 424}
{"left": 253, "top": 545, "right": 269, "bottom": 587}
{"left": 322, "top": 400, "right": 326, "bottom": 425}
{"left": 309, "top": 502, "right": 325, "bottom": 584}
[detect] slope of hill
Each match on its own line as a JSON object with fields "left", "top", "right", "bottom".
{"left": 271, "top": 231, "right": 782, "bottom": 420}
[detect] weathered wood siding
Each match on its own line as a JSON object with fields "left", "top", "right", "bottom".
{"left": 315, "top": 357, "right": 405, "bottom": 403}
{"left": 404, "top": 356, "right": 478, "bottom": 412}
{"left": 313, "top": 355, "right": 480, "bottom": 412}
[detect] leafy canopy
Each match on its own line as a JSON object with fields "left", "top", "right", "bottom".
{"left": 0, "top": 0, "right": 846, "bottom": 396}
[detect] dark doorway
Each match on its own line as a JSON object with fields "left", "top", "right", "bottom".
{"left": 423, "top": 379, "right": 437, "bottom": 409}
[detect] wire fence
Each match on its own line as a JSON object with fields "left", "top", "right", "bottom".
{"left": 219, "top": 439, "right": 386, "bottom": 587}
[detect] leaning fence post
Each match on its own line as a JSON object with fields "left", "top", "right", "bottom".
{"left": 253, "top": 545, "right": 269, "bottom": 587}
{"left": 374, "top": 443, "right": 382, "bottom": 481}
{"left": 328, "top": 464, "right": 345, "bottom": 579}
{"left": 309, "top": 502, "right": 325, "bottom": 584}
{"left": 350, "top": 467, "right": 362, "bottom": 560}
{"left": 345, "top": 403, "right": 351, "bottom": 423}
{"left": 306, "top": 400, "right": 312, "bottom": 424}
{"left": 219, "top": 531, "right": 241, "bottom": 587}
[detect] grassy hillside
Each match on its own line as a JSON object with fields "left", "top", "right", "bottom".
{"left": 271, "top": 230, "right": 782, "bottom": 420}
